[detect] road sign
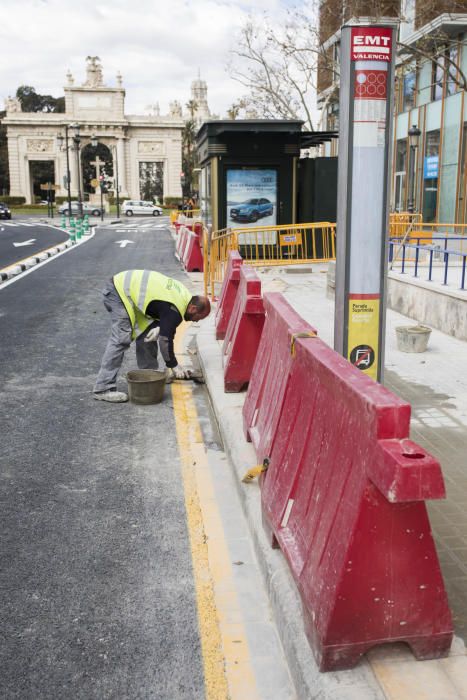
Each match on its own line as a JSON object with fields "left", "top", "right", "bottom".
{"left": 40, "top": 183, "right": 60, "bottom": 191}
{"left": 351, "top": 27, "right": 392, "bottom": 62}
{"left": 90, "top": 178, "right": 99, "bottom": 188}
{"left": 334, "top": 23, "right": 396, "bottom": 382}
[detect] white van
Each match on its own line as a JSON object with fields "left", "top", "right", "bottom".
{"left": 122, "top": 200, "right": 163, "bottom": 217}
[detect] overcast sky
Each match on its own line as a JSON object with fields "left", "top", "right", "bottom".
{"left": 0, "top": 0, "right": 301, "bottom": 118}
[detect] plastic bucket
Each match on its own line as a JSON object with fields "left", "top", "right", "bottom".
{"left": 395, "top": 325, "right": 432, "bottom": 353}
{"left": 126, "top": 369, "right": 167, "bottom": 405}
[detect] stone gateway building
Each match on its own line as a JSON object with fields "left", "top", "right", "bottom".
{"left": 2, "top": 58, "right": 185, "bottom": 204}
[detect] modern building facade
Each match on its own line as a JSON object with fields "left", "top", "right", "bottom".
{"left": 318, "top": 1, "right": 467, "bottom": 223}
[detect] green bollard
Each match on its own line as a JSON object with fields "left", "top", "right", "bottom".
{"left": 76, "top": 219, "right": 82, "bottom": 240}
{"left": 69, "top": 217, "right": 76, "bottom": 243}
{"left": 83, "top": 215, "right": 90, "bottom": 234}
{"left": 61, "top": 214, "right": 66, "bottom": 229}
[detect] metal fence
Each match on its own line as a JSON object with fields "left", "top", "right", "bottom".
{"left": 170, "top": 209, "right": 201, "bottom": 224}
{"left": 203, "top": 222, "right": 336, "bottom": 297}
{"left": 389, "top": 236, "right": 467, "bottom": 290}
{"left": 389, "top": 212, "right": 423, "bottom": 237}
{"left": 199, "top": 214, "right": 467, "bottom": 297}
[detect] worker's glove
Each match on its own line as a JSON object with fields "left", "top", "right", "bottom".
{"left": 171, "top": 364, "right": 188, "bottom": 379}
{"left": 144, "top": 327, "right": 160, "bottom": 343}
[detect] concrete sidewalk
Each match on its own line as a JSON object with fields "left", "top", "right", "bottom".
{"left": 194, "top": 263, "right": 467, "bottom": 699}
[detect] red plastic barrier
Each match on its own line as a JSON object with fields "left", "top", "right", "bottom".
{"left": 260, "top": 331, "right": 452, "bottom": 671}
{"left": 183, "top": 230, "right": 204, "bottom": 272}
{"left": 223, "top": 266, "right": 265, "bottom": 392}
{"left": 243, "top": 293, "right": 317, "bottom": 460}
{"left": 176, "top": 226, "right": 190, "bottom": 261}
{"left": 174, "top": 221, "right": 182, "bottom": 235}
{"left": 215, "top": 251, "right": 243, "bottom": 340}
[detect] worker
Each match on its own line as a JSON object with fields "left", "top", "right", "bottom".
{"left": 93, "top": 270, "right": 211, "bottom": 403}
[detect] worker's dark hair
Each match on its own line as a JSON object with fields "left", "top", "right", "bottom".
{"left": 190, "top": 295, "right": 210, "bottom": 313}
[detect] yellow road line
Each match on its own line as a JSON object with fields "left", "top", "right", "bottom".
{"left": 172, "top": 328, "right": 259, "bottom": 700}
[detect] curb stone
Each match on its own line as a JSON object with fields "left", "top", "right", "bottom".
{"left": 194, "top": 312, "right": 467, "bottom": 700}
{"left": 0, "top": 232, "right": 90, "bottom": 286}
{"left": 195, "top": 316, "right": 386, "bottom": 700}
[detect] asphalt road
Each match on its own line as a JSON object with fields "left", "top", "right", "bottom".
{"left": 0, "top": 223, "right": 205, "bottom": 699}
{"left": 0, "top": 222, "right": 69, "bottom": 268}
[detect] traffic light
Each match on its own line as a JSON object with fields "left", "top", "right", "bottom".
{"left": 99, "top": 174, "right": 109, "bottom": 193}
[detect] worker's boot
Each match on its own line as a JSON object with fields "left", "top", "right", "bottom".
{"left": 93, "top": 389, "right": 128, "bottom": 403}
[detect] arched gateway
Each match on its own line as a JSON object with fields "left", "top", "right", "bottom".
{"left": 2, "top": 58, "right": 184, "bottom": 204}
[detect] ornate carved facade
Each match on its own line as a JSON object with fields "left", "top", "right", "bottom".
{"left": 2, "top": 57, "right": 185, "bottom": 203}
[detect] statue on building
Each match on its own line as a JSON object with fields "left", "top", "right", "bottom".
{"left": 169, "top": 100, "right": 183, "bottom": 118}
{"left": 5, "top": 96, "right": 21, "bottom": 113}
{"left": 116, "top": 71, "right": 123, "bottom": 87}
{"left": 66, "top": 70, "right": 74, "bottom": 86}
{"left": 146, "top": 102, "right": 161, "bottom": 116}
{"left": 83, "top": 56, "right": 104, "bottom": 87}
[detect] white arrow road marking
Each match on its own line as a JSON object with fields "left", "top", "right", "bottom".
{"left": 116, "top": 240, "right": 134, "bottom": 248}
{"left": 13, "top": 239, "right": 36, "bottom": 247}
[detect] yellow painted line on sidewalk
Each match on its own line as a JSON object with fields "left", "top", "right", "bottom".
{"left": 172, "top": 328, "right": 260, "bottom": 700}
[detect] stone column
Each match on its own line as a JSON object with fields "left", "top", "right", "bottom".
{"left": 7, "top": 135, "right": 23, "bottom": 197}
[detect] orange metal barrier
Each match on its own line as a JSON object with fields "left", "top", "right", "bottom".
{"left": 203, "top": 214, "right": 467, "bottom": 297}
{"left": 389, "top": 212, "right": 423, "bottom": 238}
{"left": 204, "top": 223, "right": 336, "bottom": 298}
{"left": 170, "top": 208, "right": 201, "bottom": 224}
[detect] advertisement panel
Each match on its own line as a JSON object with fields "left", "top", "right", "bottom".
{"left": 227, "top": 169, "right": 277, "bottom": 230}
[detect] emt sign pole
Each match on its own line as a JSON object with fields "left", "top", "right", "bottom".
{"left": 334, "top": 22, "right": 397, "bottom": 382}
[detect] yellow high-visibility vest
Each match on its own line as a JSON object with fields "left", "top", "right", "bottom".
{"left": 113, "top": 270, "right": 192, "bottom": 339}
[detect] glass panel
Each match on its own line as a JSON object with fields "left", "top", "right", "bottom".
{"left": 403, "top": 71, "right": 416, "bottom": 111}
{"left": 394, "top": 173, "right": 406, "bottom": 211}
{"left": 200, "top": 163, "right": 211, "bottom": 227}
{"left": 446, "top": 44, "right": 458, "bottom": 97}
{"left": 396, "top": 139, "right": 407, "bottom": 172}
{"left": 423, "top": 130, "right": 440, "bottom": 222}
{"left": 431, "top": 57, "right": 444, "bottom": 101}
{"left": 458, "top": 124, "right": 467, "bottom": 223}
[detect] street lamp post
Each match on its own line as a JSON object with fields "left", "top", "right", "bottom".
{"left": 407, "top": 124, "right": 421, "bottom": 214}
{"left": 71, "top": 124, "right": 83, "bottom": 220}
{"left": 56, "top": 126, "right": 73, "bottom": 217}
{"left": 112, "top": 145, "right": 120, "bottom": 219}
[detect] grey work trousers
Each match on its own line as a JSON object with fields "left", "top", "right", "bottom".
{"left": 94, "top": 280, "right": 159, "bottom": 393}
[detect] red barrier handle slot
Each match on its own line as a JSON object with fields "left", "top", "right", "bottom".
{"left": 370, "top": 438, "right": 446, "bottom": 502}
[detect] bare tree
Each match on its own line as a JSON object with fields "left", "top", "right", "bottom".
{"left": 228, "top": 2, "right": 467, "bottom": 130}
{"left": 228, "top": 9, "right": 320, "bottom": 130}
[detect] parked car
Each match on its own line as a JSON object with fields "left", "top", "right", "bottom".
{"left": 58, "top": 201, "right": 104, "bottom": 216}
{"left": 230, "top": 198, "right": 274, "bottom": 223}
{"left": 0, "top": 202, "right": 12, "bottom": 219}
{"left": 122, "top": 200, "right": 163, "bottom": 217}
